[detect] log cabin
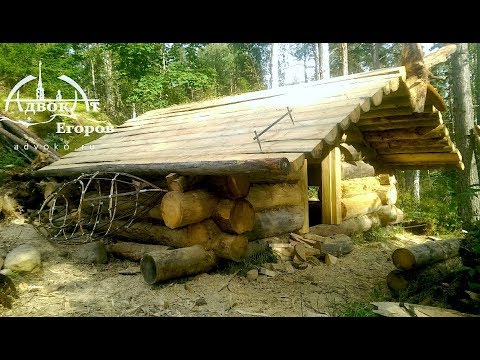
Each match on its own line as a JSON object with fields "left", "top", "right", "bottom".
{"left": 35, "top": 61, "right": 463, "bottom": 248}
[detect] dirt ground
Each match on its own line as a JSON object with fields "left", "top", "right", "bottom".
{"left": 0, "top": 219, "right": 431, "bottom": 317}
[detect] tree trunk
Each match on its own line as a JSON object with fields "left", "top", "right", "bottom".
{"left": 392, "top": 238, "right": 461, "bottom": 270}
{"left": 341, "top": 43, "right": 348, "bottom": 76}
{"left": 387, "top": 257, "right": 463, "bottom": 295}
{"left": 318, "top": 43, "right": 330, "bottom": 80}
{"left": 160, "top": 190, "right": 218, "bottom": 229}
{"left": 246, "top": 206, "right": 304, "bottom": 240}
{"left": 102, "top": 49, "right": 116, "bottom": 116}
{"left": 372, "top": 43, "right": 380, "bottom": 69}
{"left": 106, "top": 241, "right": 171, "bottom": 261}
{"left": 341, "top": 192, "right": 383, "bottom": 220}
{"left": 212, "top": 198, "right": 255, "bottom": 234}
{"left": 452, "top": 43, "right": 480, "bottom": 224}
{"left": 246, "top": 183, "right": 302, "bottom": 211}
{"left": 140, "top": 245, "right": 218, "bottom": 284}
{"left": 270, "top": 43, "right": 279, "bottom": 89}
{"left": 303, "top": 56, "right": 308, "bottom": 83}
{"left": 341, "top": 161, "right": 375, "bottom": 180}
{"left": 90, "top": 59, "right": 97, "bottom": 99}
{"left": 314, "top": 43, "right": 320, "bottom": 80}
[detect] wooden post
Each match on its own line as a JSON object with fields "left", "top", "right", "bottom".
{"left": 299, "top": 159, "right": 309, "bottom": 234}
{"left": 321, "top": 147, "right": 342, "bottom": 225}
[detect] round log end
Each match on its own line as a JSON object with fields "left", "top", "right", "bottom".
{"left": 160, "top": 191, "right": 182, "bottom": 229}
{"left": 226, "top": 174, "right": 250, "bottom": 199}
{"left": 386, "top": 270, "right": 409, "bottom": 291}
{"left": 231, "top": 199, "right": 255, "bottom": 234}
{"left": 392, "top": 248, "right": 416, "bottom": 270}
{"left": 140, "top": 253, "right": 158, "bottom": 285}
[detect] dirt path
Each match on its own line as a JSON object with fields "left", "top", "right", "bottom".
{"left": 0, "top": 221, "right": 428, "bottom": 317}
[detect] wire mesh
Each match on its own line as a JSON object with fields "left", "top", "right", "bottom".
{"left": 33, "top": 172, "right": 167, "bottom": 244}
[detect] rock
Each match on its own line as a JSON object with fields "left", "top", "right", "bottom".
{"left": 73, "top": 241, "right": 108, "bottom": 264}
{"left": 4, "top": 244, "right": 41, "bottom": 272}
{"left": 246, "top": 269, "right": 259, "bottom": 281}
{"left": 325, "top": 253, "right": 338, "bottom": 265}
{"left": 259, "top": 267, "right": 276, "bottom": 277}
{"left": 294, "top": 263, "right": 308, "bottom": 270}
{"left": 195, "top": 297, "right": 207, "bottom": 306}
{"left": 318, "top": 234, "right": 354, "bottom": 257}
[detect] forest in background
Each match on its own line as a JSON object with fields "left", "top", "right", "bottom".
{"left": 0, "top": 42, "right": 479, "bottom": 234}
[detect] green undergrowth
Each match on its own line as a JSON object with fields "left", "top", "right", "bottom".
{"left": 350, "top": 225, "right": 404, "bottom": 244}
{"left": 334, "top": 287, "right": 390, "bottom": 317}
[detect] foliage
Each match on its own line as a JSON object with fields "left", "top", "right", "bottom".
{"left": 396, "top": 169, "right": 462, "bottom": 234}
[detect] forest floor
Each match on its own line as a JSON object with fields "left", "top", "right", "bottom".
{"left": 0, "top": 219, "right": 442, "bottom": 317}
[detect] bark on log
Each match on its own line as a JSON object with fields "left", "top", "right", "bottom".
{"left": 106, "top": 241, "right": 171, "bottom": 261}
{"left": 387, "top": 257, "right": 463, "bottom": 295}
{"left": 246, "top": 206, "right": 304, "bottom": 240}
{"left": 246, "top": 183, "right": 302, "bottom": 211}
{"left": 111, "top": 219, "right": 246, "bottom": 261}
{"left": 376, "top": 174, "right": 397, "bottom": 185}
{"left": 392, "top": 238, "right": 461, "bottom": 270}
{"left": 341, "top": 160, "right": 375, "bottom": 180}
{"left": 189, "top": 219, "right": 248, "bottom": 261}
{"left": 140, "top": 245, "right": 218, "bottom": 284}
{"left": 376, "top": 185, "right": 398, "bottom": 205}
{"left": 166, "top": 173, "right": 203, "bottom": 192}
{"left": 111, "top": 220, "right": 209, "bottom": 248}
{"left": 212, "top": 198, "right": 255, "bottom": 234}
{"left": 208, "top": 174, "right": 251, "bottom": 199}
{"left": 341, "top": 192, "right": 382, "bottom": 220}
{"left": 160, "top": 190, "right": 218, "bottom": 229}
{"left": 341, "top": 177, "right": 381, "bottom": 197}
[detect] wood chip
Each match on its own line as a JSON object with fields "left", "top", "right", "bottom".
{"left": 290, "top": 233, "right": 316, "bottom": 247}
{"left": 259, "top": 267, "right": 276, "bottom": 277}
{"left": 118, "top": 267, "right": 141, "bottom": 275}
{"left": 325, "top": 253, "right": 338, "bottom": 265}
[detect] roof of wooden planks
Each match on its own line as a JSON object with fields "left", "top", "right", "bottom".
{"left": 36, "top": 66, "right": 464, "bottom": 177}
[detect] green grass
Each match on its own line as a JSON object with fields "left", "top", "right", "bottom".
{"left": 351, "top": 225, "right": 404, "bottom": 244}
{"left": 337, "top": 302, "right": 378, "bottom": 317}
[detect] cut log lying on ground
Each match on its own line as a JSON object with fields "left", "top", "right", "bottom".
{"left": 338, "top": 213, "right": 382, "bottom": 235}
{"left": 106, "top": 241, "right": 172, "bottom": 261}
{"left": 392, "top": 238, "right": 461, "bottom": 271}
{"left": 212, "top": 198, "right": 255, "bottom": 234}
{"left": 341, "top": 160, "right": 375, "bottom": 180}
{"left": 387, "top": 257, "right": 463, "bottom": 295}
{"left": 208, "top": 174, "right": 250, "bottom": 199}
{"left": 160, "top": 190, "right": 218, "bottom": 229}
{"left": 246, "top": 206, "right": 304, "bottom": 240}
{"left": 341, "top": 177, "right": 381, "bottom": 197}
{"left": 341, "top": 192, "right": 382, "bottom": 220}
{"left": 246, "top": 183, "right": 302, "bottom": 211}
{"left": 140, "top": 245, "right": 218, "bottom": 284}
{"left": 193, "top": 219, "right": 248, "bottom": 261}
